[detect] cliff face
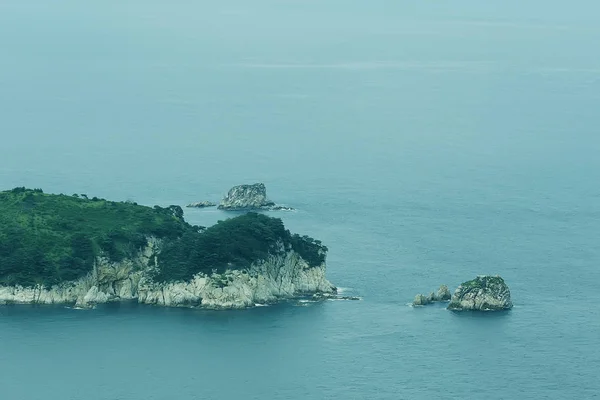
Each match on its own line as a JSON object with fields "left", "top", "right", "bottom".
{"left": 0, "top": 240, "right": 335, "bottom": 309}
{"left": 0, "top": 239, "right": 158, "bottom": 308}
{"left": 139, "top": 251, "right": 335, "bottom": 309}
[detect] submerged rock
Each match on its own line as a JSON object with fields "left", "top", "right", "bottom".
{"left": 312, "top": 292, "right": 361, "bottom": 301}
{"left": 186, "top": 201, "right": 217, "bottom": 208}
{"left": 217, "top": 183, "right": 294, "bottom": 211}
{"left": 447, "top": 275, "right": 513, "bottom": 311}
{"left": 269, "top": 205, "right": 295, "bottom": 211}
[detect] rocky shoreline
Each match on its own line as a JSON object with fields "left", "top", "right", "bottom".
{"left": 0, "top": 241, "right": 338, "bottom": 310}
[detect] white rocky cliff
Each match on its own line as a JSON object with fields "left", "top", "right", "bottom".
{"left": 0, "top": 240, "right": 336, "bottom": 309}
{"left": 138, "top": 251, "right": 335, "bottom": 309}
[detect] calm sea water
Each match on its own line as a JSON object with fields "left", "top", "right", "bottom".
{"left": 1, "top": 1, "right": 600, "bottom": 399}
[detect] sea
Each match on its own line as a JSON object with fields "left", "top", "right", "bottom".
{"left": 1, "top": 1, "right": 600, "bottom": 399}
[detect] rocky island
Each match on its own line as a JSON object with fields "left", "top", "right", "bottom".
{"left": 218, "top": 183, "right": 294, "bottom": 211}
{"left": 0, "top": 187, "right": 334, "bottom": 309}
{"left": 412, "top": 277, "right": 512, "bottom": 311}
{"left": 447, "top": 275, "right": 513, "bottom": 311}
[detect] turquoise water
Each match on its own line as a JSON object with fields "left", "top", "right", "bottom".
{"left": 2, "top": 1, "right": 600, "bottom": 398}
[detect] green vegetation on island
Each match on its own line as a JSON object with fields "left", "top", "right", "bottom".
{"left": 459, "top": 275, "right": 506, "bottom": 290}
{"left": 0, "top": 188, "right": 327, "bottom": 287}
{"left": 155, "top": 212, "right": 327, "bottom": 282}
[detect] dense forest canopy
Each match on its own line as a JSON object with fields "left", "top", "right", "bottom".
{"left": 0, "top": 188, "right": 326, "bottom": 286}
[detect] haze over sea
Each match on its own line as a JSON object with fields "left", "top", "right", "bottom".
{"left": 1, "top": 1, "right": 600, "bottom": 399}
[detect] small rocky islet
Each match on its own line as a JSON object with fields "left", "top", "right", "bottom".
{"left": 187, "top": 183, "right": 295, "bottom": 212}
{"left": 413, "top": 276, "right": 513, "bottom": 311}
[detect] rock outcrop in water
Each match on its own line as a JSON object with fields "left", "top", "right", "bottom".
{"left": 412, "top": 285, "right": 451, "bottom": 306}
{"left": 186, "top": 201, "right": 216, "bottom": 208}
{"left": 413, "top": 293, "right": 433, "bottom": 306}
{"left": 218, "top": 183, "right": 293, "bottom": 211}
{"left": 435, "top": 284, "right": 451, "bottom": 301}
{"left": 0, "top": 240, "right": 337, "bottom": 309}
{"left": 447, "top": 276, "right": 512, "bottom": 311}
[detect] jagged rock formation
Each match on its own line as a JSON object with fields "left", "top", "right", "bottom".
{"left": 0, "top": 241, "right": 337, "bottom": 309}
{"left": 447, "top": 276, "right": 513, "bottom": 311}
{"left": 412, "top": 285, "right": 451, "bottom": 306}
{"left": 186, "top": 201, "right": 216, "bottom": 208}
{"left": 217, "top": 183, "right": 293, "bottom": 211}
{"left": 436, "top": 285, "right": 451, "bottom": 301}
